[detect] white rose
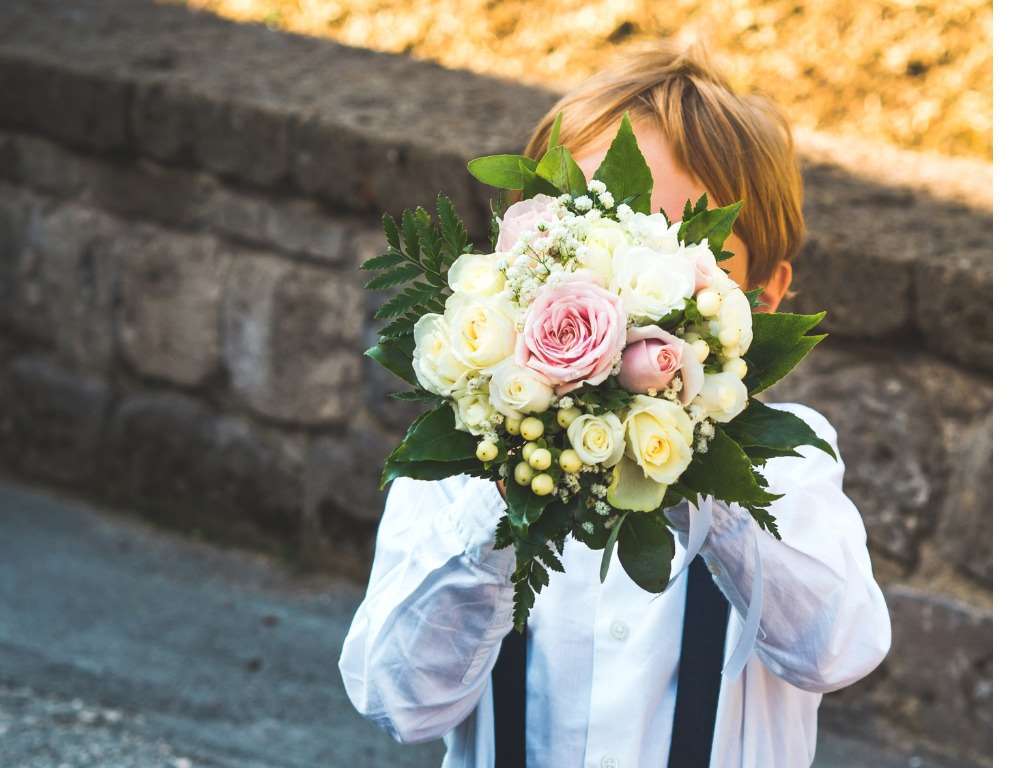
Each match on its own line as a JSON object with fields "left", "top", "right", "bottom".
{"left": 693, "top": 371, "right": 748, "bottom": 423}
{"left": 611, "top": 244, "right": 697, "bottom": 320}
{"left": 488, "top": 359, "right": 553, "bottom": 418}
{"left": 579, "top": 217, "right": 628, "bottom": 285}
{"left": 716, "top": 287, "right": 754, "bottom": 354}
{"left": 623, "top": 395, "right": 694, "bottom": 483}
{"left": 447, "top": 252, "right": 506, "bottom": 296}
{"left": 625, "top": 210, "right": 682, "bottom": 253}
{"left": 411, "top": 313, "right": 471, "bottom": 396}
{"left": 445, "top": 292, "right": 517, "bottom": 371}
{"left": 567, "top": 412, "right": 626, "bottom": 468}
{"left": 453, "top": 386, "right": 499, "bottom": 436}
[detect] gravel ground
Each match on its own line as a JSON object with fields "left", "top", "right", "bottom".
{"left": 0, "top": 481, "right": 970, "bottom": 768}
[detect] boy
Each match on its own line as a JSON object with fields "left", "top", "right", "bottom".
{"left": 340, "top": 43, "right": 891, "bottom": 768}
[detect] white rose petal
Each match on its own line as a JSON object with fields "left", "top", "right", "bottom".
{"left": 611, "top": 244, "right": 697, "bottom": 320}
{"left": 447, "top": 252, "right": 506, "bottom": 296}
{"left": 718, "top": 287, "right": 754, "bottom": 354}
{"left": 411, "top": 313, "right": 471, "bottom": 396}
{"left": 488, "top": 360, "right": 554, "bottom": 418}
{"left": 693, "top": 371, "right": 748, "bottom": 423}
{"left": 453, "top": 387, "right": 499, "bottom": 436}
{"left": 622, "top": 395, "right": 694, "bottom": 484}
{"left": 567, "top": 412, "right": 626, "bottom": 468}
{"left": 445, "top": 293, "right": 518, "bottom": 372}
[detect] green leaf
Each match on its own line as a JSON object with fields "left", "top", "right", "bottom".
{"left": 378, "top": 313, "right": 418, "bottom": 341}
{"left": 616, "top": 513, "right": 675, "bottom": 593}
{"left": 522, "top": 162, "right": 562, "bottom": 198}
{"left": 600, "top": 513, "right": 628, "bottom": 582}
{"left": 506, "top": 478, "right": 554, "bottom": 529}
{"left": 744, "top": 445, "right": 802, "bottom": 466}
{"left": 389, "top": 389, "right": 441, "bottom": 403}
{"left": 375, "top": 283, "right": 436, "bottom": 319}
{"left": 389, "top": 402, "right": 477, "bottom": 463}
{"left": 678, "top": 201, "right": 743, "bottom": 259}
{"left": 536, "top": 543, "right": 565, "bottom": 573}
{"left": 400, "top": 209, "right": 422, "bottom": 264}
{"left": 721, "top": 398, "right": 837, "bottom": 460}
{"left": 380, "top": 457, "right": 486, "bottom": 488}
{"left": 679, "top": 430, "right": 781, "bottom": 507}
{"left": 536, "top": 145, "right": 588, "bottom": 196}
{"left": 437, "top": 194, "right": 470, "bottom": 264}
{"left": 382, "top": 212, "right": 402, "bottom": 253}
{"left": 593, "top": 113, "right": 654, "bottom": 214}
{"left": 654, "top": 307, "right": 686, "bottom": 331}
{"left": 365, "top": 338, "right": 417, "bottom": 387}
{"left": 744, "top": 311, "right": 827, "bottom": 395}
{"left": 364, "top": 263, "right": 423, "bottom": 290}
{"left": 745, "top": 288, "right": 764, "bottom": 309}
{"left": 548, "top": 111, "right": 563, "bottom": 151}
{"left": 361, "top": 250, "right": 404, "bottom": 271}
{"left": 467, "top": 154, "right": 539, "bottom": 190}
{"left": 512, "top": 578, "right": 535, "bottom": 632}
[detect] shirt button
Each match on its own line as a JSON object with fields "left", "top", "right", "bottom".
{"left": 609, "top": 620, "right": 630, "bottom": 641}
{"left": 601, "top": 756, "right": 619, "bottom": 768}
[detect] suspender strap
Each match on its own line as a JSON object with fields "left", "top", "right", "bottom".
{"left": 492, "top": 624, "right": 528, "bottom": 768}
{"left": 491, "top": 556, "right": 730, "bottom": 768}
{"left": 666, "top": 557, "right": 731, "bottom": 768}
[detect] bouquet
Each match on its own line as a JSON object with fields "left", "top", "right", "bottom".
{"left": 365, "top": 113, "right": 834, "bottom": 630}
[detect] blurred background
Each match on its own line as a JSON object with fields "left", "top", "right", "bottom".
{"left": 0, "top": 1, "right": 991, "bottom": 767}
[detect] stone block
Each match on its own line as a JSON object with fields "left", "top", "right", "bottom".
{"left": 203, "top": 185, "right": 355, "bottom": 264}
{"left": 116, "top": 229, "right": 229, "bottom": 386}
{"left": 0, "top": 53, "right": 131, "bottom": 152}
{"left": 0, "top": 132, "right": 93, "bottom": 197}
{"left": 937, "top": 413, "right": 992, "bottom": 587}
{"left": 104, "top": 391, "right": 305, "bottom": 547}
{"left": 223, "top": 254, "right": 362, "bottom": 424}
{"left": 877, "top": 587, "right": 992, "bottom": 759}
{"left": 915, "top": 256, "right": 992, "bottom": 371}
{"left": 0, "top": 185, "right": 35, "bottom": 332}
{"left": 789, "top": 233, "right": 913, "bottom": 338}
{"left": 23, "top": 203, "right": 119, "bottom": 371}
{"left": 2, "top": 355, "right": 110, "bottom": 486}
{"left": 766, "top": 344, "right": 952, "bottom": 568}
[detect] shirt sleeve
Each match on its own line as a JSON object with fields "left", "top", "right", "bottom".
{"left": 671, "top": 403, "right": 892, "bottom": 694}
{"left": 338, "top": 475, "right": 515, "bottom": 744}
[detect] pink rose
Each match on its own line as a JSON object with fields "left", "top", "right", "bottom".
{"left": 515, "top": 277, "right": 628, "bottom": 395}
{"left": 617, "top": 325, "right": 705, "bottom": 405}
{"left": 497, "top": 194, "right": 558, "bottom": 252}
{"left": 691, "top": 242, "right": 719, "bottom": 292}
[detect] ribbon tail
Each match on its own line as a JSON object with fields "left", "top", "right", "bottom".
{"left": 722, "top": 508, "right": 764, "bottom": 680}
{"left": 660, "top": 494, "right": 714, "bottom": 595}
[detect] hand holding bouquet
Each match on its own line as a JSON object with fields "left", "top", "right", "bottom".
{"left": 365, "top": 113, "right": 834, "bottom": 629}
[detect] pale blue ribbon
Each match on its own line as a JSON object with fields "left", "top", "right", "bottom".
{"left": 661, "top": 496, "right": 764, "bottom": 679}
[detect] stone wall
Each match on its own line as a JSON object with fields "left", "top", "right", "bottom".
{"left": 0, "top": 0, "right": 992, "bottom": 763}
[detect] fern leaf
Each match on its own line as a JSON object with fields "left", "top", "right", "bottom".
{"left": 536, "top": 543, "right": 564, "bottom": 573}
{"left": 400, "top": 209, "right": 422, "bottom": 265}
{"left": 437, "top": 194, "right": 470, "bottom": 263}
{"left": 364, "top": 263, "right": 423, "bottom": 290}
{"left": 379, "top": 313, "right": 419, "bottom": 340}
{"left": 376, "top": 283, "right": 436, "bottom": 319}
{"left": 361, "top": 250, "right": 404, "bottom": 272}
{"left": 382, "top": 213, "right": 402, "bottom": 253}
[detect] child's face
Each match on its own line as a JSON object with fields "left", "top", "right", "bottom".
{"left": 574, "top": 118, "right": 752, "bottom": 289}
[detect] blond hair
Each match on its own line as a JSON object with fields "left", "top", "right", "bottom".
{"left": 522, "top": 42, "right": 804, "bottom": 286}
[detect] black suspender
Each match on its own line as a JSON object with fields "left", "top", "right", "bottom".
{"left": 491, "top": 557, "right": 730, "bottom": 768}
{"left": 492, "top": 621, "right": 528, "bottom": 768}
{"left": 666, "top": 557, "right": 731, "bottom": 767}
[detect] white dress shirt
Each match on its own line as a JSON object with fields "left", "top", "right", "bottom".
{"left": 339, "top": 403, "right": 891, "bottom": 768}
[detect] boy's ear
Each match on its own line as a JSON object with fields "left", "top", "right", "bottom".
{"left": 758, "top": 261, "right": 793, "bottom": 313}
